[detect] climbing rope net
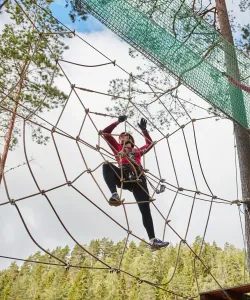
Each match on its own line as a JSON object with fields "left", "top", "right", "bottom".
{"left": 0, "top": 1, "right": 249, "bottom": 299}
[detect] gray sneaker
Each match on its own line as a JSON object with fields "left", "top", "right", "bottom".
{"left": 109, "top": 192, "right": 122, "bottom": 206}
{"left": 149, "top": 238, "right": 169, "bottom": 251}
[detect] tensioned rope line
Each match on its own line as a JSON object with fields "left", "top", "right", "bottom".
{"left": 0, "top": 1, "right": 246, "bottom": 299}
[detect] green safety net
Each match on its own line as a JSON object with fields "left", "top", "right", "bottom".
{"left": 74, "top": 0, "right": 250, "bottom": 128}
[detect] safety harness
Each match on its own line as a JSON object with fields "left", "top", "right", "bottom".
{"left": 121, "top": 147, "right": 143, "bottom": 181}
{"left": 121, "top": 148, "right": 166, "bottom": 194}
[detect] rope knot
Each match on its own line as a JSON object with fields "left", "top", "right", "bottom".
{"left": 109, "top": 267, "right": 119, "bottom": 273}
{"left": 10, "top": 199, "right": 15, "bottom": 205}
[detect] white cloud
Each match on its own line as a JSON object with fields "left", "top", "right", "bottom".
{"left": 0, "top": 9, "right": 11, "bottom": 30}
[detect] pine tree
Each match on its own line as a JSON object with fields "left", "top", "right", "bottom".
{"left": 0, "top": 238, "right": 247, "bottom": 299}
{"left": 68, "top": 262, "right": 92, "bottom": 300}
{"left": 0, "top": 0, "right": 69, "bottom": 182}
{"left": 1, "top": 262, "right": 19, "bottom": 300}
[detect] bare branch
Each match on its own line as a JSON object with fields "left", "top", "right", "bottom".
{"left": 4, "top": 157, "right": 34, "bottom": 174}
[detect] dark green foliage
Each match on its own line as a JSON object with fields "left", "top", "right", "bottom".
{"left": 64, "top": 0, "right": 88, "bottom": 23}
{"left": 0, "top": 0, "right": 69, "bottom": 149}
{"left": 240, "top": 0, "right": 250, "bottom": 11}
{"left": 0, "top": 237, "right": 248, "bottom": 300}
{"left": 237, "top": 24, "right": 250, "bottom": 55}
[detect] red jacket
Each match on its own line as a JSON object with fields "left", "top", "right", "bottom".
{"left": 102, "top": 122, "right": 153, "bottom": 166}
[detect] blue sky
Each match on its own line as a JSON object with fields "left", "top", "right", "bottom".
{"left": 50, "top": 0, "right": 248, "bottom": 38}
{"left": 50, "top": 0, "right": 104, "bottom": 33}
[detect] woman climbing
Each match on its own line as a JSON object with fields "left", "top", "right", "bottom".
{"left": 102, "top": 115, "right": 169, "bottom": 250}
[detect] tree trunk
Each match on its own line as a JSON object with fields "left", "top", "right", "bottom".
{"left": 215, "top": 0, "right": 250, "bottom": 270}
{"left": 0, "top": 62, "right": 27, "bottom": 184}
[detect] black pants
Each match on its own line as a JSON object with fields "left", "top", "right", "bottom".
{"left": 102, "top": 163, "right": 155, "bottom": 240}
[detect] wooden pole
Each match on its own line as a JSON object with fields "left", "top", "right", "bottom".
{"left": 215, "top": 0, "right": 250, "bottom": 270}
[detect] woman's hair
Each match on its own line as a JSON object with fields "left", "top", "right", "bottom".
{"left": 119, "top": 132, "right": 135, "bottom": 146}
